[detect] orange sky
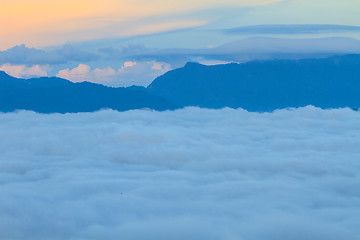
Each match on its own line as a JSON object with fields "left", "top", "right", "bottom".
{"left": 0, "top": 0, "right": 282, "bottom": 49}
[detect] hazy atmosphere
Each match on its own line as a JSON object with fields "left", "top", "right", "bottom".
{"left": 1, "top": 1, "right": 360, "bottom": 239}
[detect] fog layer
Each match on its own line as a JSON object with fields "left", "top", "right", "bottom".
{"left": 1, "top": 107, "right": 359, "bottom": 240}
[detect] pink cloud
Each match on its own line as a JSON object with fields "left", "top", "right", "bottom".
{"left": 124, "top": 61, "right": 137, "bottom": 68}
{"left": 56, "top": 64, "right": 92, "bottom": 82}
{"left": 0, "top": 64, "right": 49, "bottom": 78}
{"left": 56, "top": 61, "right": 171, "bottom": 87}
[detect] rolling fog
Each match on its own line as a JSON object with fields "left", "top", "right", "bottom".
{"left": 0, "top": 107, "right": 359, "bottom": 240}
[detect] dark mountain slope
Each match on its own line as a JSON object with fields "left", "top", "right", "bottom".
{"left": 147, "top": 55, "right": 360, "bottom": 111}
{"left": 0, "top": 72, "right": 177, "bottom": 113}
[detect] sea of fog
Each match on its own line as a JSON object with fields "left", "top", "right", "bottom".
{"left": 0, "top": 107, "right": 359, "bottom": 240}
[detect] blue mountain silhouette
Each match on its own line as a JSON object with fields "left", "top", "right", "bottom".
{"left": 1, "top": 54, "right": 360, "bottom": 113}
{"left": 147, "top": 54, "right": 360, "bottom": 111}
{"left": 0, "top": 72, "right": 177, "bottom": 113}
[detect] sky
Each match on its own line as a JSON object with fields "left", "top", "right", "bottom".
{"left": 1, "top": 0, "right": 360, "bottom": 86}
{"left": 1, "top": 107, "right": 360, "bottom": 239}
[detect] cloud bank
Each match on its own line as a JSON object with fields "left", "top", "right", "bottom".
{"left": 129, "top": 37, "right": 360, "bottom": 65}
{"left": 3, "top": 37, "right": 360, "bottom": 67}
{"left": 0, "top": 64, "right": 50, "bottom": 78}
{"left": 0, "top": 107, "right": 359, "bottom": 240}
{"left": 0, "top": 44, "right": 98, "bottom": 65}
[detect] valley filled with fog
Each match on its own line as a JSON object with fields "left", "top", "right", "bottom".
{"left": 0, "top": 107, "right": 359, "bottom": 240}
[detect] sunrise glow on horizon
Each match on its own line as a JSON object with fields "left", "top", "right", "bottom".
{"left": 0, "top": 0, "right": 284, "bottom": 49}
{"left": 1, "top": 0, "right": 359, "bottom": 50}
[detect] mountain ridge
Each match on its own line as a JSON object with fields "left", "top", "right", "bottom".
{"left": 147, "top": 54, "right": 360, "bottom": 111}
{"left": 1, "top": 54, "right": 360, "bottom": 113}
{"left": 0, "top": 72, "right": 178, "bottom": 113}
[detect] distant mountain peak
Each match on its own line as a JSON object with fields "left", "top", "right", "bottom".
{"left": 0, "top": 71, "right": 23, "bottom": 83}
{"left": 0, "top": 73, "right": 178, "bottom": 113}
{"left": 2, "top": 54, "right": 360, "bottom": 113}
{"left": 184, "top": 62, "right": 203, "bottom": 68}
{"left": 0, "top": 71, "right": 10, "bottom": 76}
{"left": 148, "top": 54, "right": 360, "bottom": 111}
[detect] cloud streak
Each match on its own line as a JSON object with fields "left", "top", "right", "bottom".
{"left": 0, "top": 107, "right": 359, "bottom": 239}
{"left": 225, "top": 24, "right": 360, "bottom": 35}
